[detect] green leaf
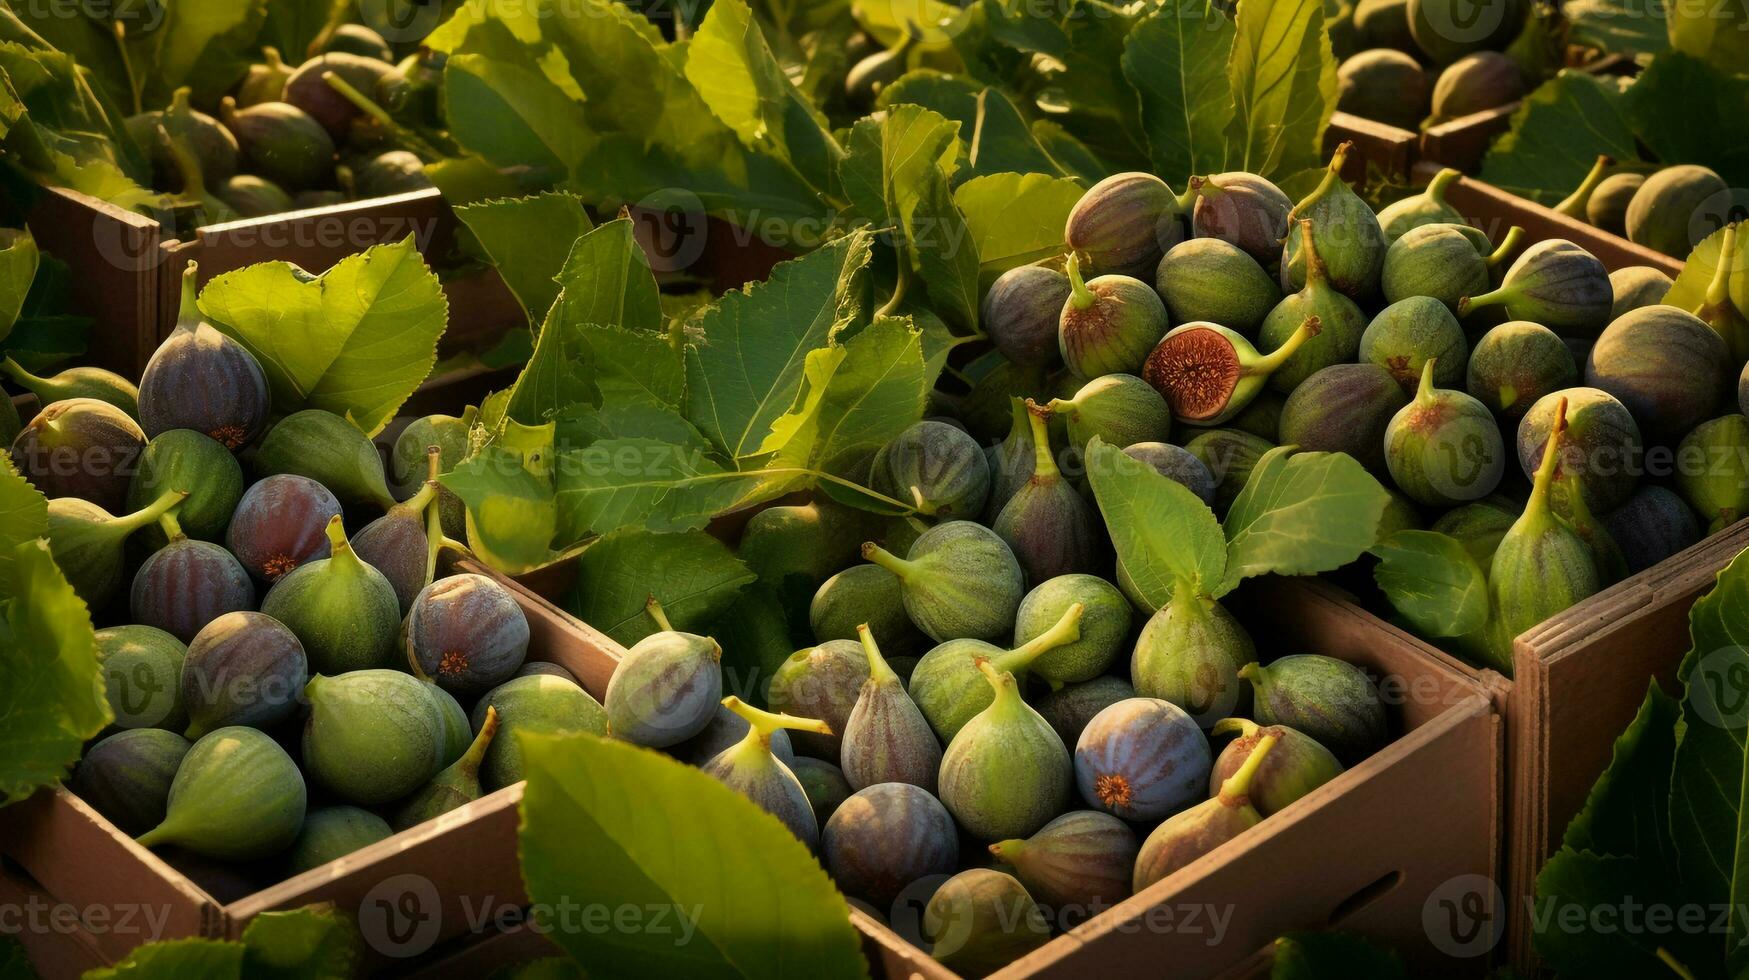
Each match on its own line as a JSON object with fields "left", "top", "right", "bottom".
{"left": 555, "top": 401, "right": 715, "bottom": 453}
{"left": 0, "top": 228, "right": 39, "bottom": 344}
{"left": 1666, "top": 224, "right": 1749, "bottom": 320}
{"left": 684, "top": 232, "right": 873, "bottom": 459}
{"left": 0, "top": 538, "right": 108, "bottom": 806}
{"left": 442, "top": 436, "right": 561, "bottom": 576}
{"left": 1122, "top": 3, "right": 1236, "bottom": 180}
{"left": 554, "top": 439, "right": 763, "bottom": 538}
{"left": 547, "top": 218, "right": 664, "bottom": 336}
{"left": 1561, "top": 683, "right": 1680, "bottom": 860}
{"left": 710, "top": 583, "right": 800, "bottom": 707}
{"left": 1085, "top": 438, "right": 1227, "bottom": 604}
{"left": 953, "top": 173, "right": 1086, "bottom": 283}
{"left": 198, "top": 238, "right": 449, "bottom": 436}
{"left": 257, "top": 1, "right": 330, "bottom": 63}
{"left": 1478, "top": 71, "right": 1640, "bottom": 205}
{"left": 442, "top": 53, "right": 599, "bottom": 190}
{"left": 137, "top": 0, "right": 267, "bottom": 107}
{"left": 453, "top": 193, "right": 596, "bottom": 326}
{"left": 1271, "top": 931, "right": 1405, "bottom": 979}
{"left": 568, "top": 529, "right": 757, "bottom": 646}
{"left": 0, "top": 447, "right": 46, "bottom": 597}
{"left": 770, "top": 315, "right": 935, "bottom": 478}
{"left": 238, "top": 906, "right": 361, "bottom": 980}
{"left": 1532, "top": 850, "right": 1688, "bottom": 978}
{"left": 1623, "top": 54, "right": 1749, "bottom": 189}
{"left": 878, "top": 71, "right": 1067, "bottom": 181}
{"left": 1667, "top": 0, "right": 1749, "bottom": 76}
{"left": 1566, "top": 0, "right": 1668, "bottom": 60}
{"left": 1223, "top": 0, "right": 1337, "bottom": 179}
{"left": 1220, "top": 448, "right": 1390, "bottom": 597}
{"left": 81, "top": 938, "right": 244, "bottom": 980}
{"left": 1370, "top": 530, "right": 1490, "bottom": 638}
{"left": 518, "top": 733, "right": 867, "bottom": 980}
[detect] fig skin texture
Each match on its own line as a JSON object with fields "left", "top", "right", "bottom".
{"left": 605, "top": 607, "right": 722, "bottom": 749}
{"left": 1407, "top": 0, "right": 1525, "bottom": 65}
{"left": 1589, "top": 173, "right": 1645, "bottom": 237}
{"left": 1014, "top": 574, "right": 1133, "bottom": 687}
{"left": 96, "top": 625, "right": 188, "bottom": 733}
{"left": 1430, "top": 51, "right": 1524, "bottom": 120}
{"left": 1241, "top": 656, "right": 1387, "bottom": 764}
{"left": 993, "top": 406, "right": 1099, "bottom": 585}
{"left": 1381, "top": 222, "right": 1492, "bottom": 310}
{"left": 391, "top": 413, "right": 470, "bottom": 538}
{"left": 1154, "top": 237, "right": 1281, "bottom": 337}
{"left": 983, "top": 265, "right": 1070, "bottom": 369}
{"left": 286, "top": 806, "right": 393, "bottom": 875}
{"left": 1585, "top": 305, "right": 1730, "bottom": 444}
{"left": 810, "top": 564, "right": 926, "bottom": 656}
{"left": 127, "top": 429, "right": 244, "bottom": 546}
{"left": 1360, "top": 296, "right": 1469, "bottom": 392}
{"left": 260, "top": 516, "right": 402, "bottom": 675}
{"left": 1073, "top": 697, "right": 1212, "bottom": 821}
{"left": 253, "top": 409, "right": 397, "bottom": 510}
{"left": 1057, "top": 254, "right": 1170, "bottom": 380}
{"left": 1207, "top": 718, "right": 1343, "bottom": 815}
{"left": 822, "top": 782, "right": 959, "bottom": 911}
{"left": 216, "top": 174, "right": 295, "bottom": 219}
{"left": 283, "top": 51, "right": 406, "bottom": 141}
{"left": 1355, "top": 0, "right": 1417, "bottom": 51}
{"left": 180, "top": 610, "right": 309, "bottom": 740}
{"left": 1122, "top": 442, "right": 1218, "bottom": 505}
{"left": 1337, "top": 49, "right": 1430, "bottom": 132}
{"left": 303, "top": 670, "right": 451, "bottom": 805}
{"left": 988, "top": 810, "right": 1137, "bottom": 918}
{"left": 226, "top": 474, "right": 342, "bottom": 583}
{"left": 0, "top": 357, "right": 138, "bottom": 419}
{"left": 1280, "top": 142, "right": 1388, "bottom": 299}
{"left": 46, "top": 491, "right": 185, "bottom": 609}
{"left": 1604, "top": 486, "right": 1702, "bottom": 574}
{"left": 1384, "top": 359, "right": 1506, "bottom": 507}
{"left": 1608, "top": 266, "right": 1674, "bottom": 322}
{"left": 938, "top": 662, "right": 1073, "bottom": 842}
{"left": 1064, "top": 171, "right": 1188, "bottom": 279}
{"left": 407, "top": 573, "right": 532, "bottom": 698}
{"left": 840, "top": 626, "right": 941, "bottom": 793}
{"left": 871, "top": 420, "right": 991, "bottom": 520}
{"left": 1036, "top": 676, "right": 1136, "bottom": 749}
{"left": 923, "top": 869, "right": 1051, "bottom": 975}
{"left": 767, "top": 639, "right": 868, "bottom": 759}
{"left": 138, "top": 268, "right": 270, "bottom": 451}
{"left": 1131, "top": 585, "right": 1257, "bottom": 726}
{"left": 135, "top": 726, "right": 307, "bottom": 862}
{"left": 472, "top": 674, "right": 609, "bottom": 791}
{"left": 130, "top": 520, "right": 256, "bottom": 643}
{"left": 10, "top": 398, "right": 146, "bottom": 511}
{"left": 1259, "top": 221, "right": 1366, "bottom": 393}
{"left": 862, "top": 521, "right": 1026, "bottom": 644}
{"left": 71, "top": 729, "right": 191, "bottom": 835}
{"left": 1279, "top": 363, "right": 1410, "bottom": 474}
{"left": 1460, "top": 241, "right": 1614, "bottom": 338}
{"left": 1190, "top": 172, "right": 1293, "bottom": 267}
{"left": 219, "top": 98, "right": 337, "bottom": 191}
{"left": 1466, "top": 321, "right": 1578, "bottom": 419}
{"left": 1432, "top": 497, "right": 1518, "bottom": 566}
{"left": 910, "top": 602, "right": 1084, "bottom": 743}
{"left": 1516, "top": 387, "right": 1643, "bottom": 517}
{"left": 1047, "top": 373, "right": 1174, "bottom": 449}
{"left": 702, "top": 699, "right": 832, "bottom": 848}
{"left": 1625, "top": 165, "right": 1729, "bottom": 258}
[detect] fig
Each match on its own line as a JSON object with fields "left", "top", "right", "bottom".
{"left": 738, "top": 499, "right": 872, "bottom": 591}
{"left": 286, "top": 806, "right": 393, "bottom": 875}
{"left": 1132, "top": 736, "right": 1275, "bottom": 891}
{"left": 392, "top": 706, "right": 499, "bottom": 830}
{"left": 989, "top": 810, "right": 1137, "bottom": 918}
{"left": 810, "top": 564, "right": 927, "bottom": 657}
{"left": 260, "top": 516, "right": 401, "bottom": 674}
{"left": 1407, "top": 0, "right": 1525, "bottom": 64}
{"left": 1381, "top": 222, "right": 1494, "bottom": 309}
{"left": 911, "top": 602, "right": 1084, "bottom": 742}
{"left": 1676, "top": 415, "right": 1749, "bottom": 533}
{"left": 1281, "top": 144, "right": 1388, "bottom": 298}
{"left": 872, "top": 420, "right": 991, "bottom": 519}
{"left": 986, "top": 398, "right": 1039, "bottom": 517}
{"left": 1336, "top": 49, "right": 1430, "bottom": 131}
{"left": 304, "top": 669, "right": 450, "bottom": 804}
{"left": 318, "top": 23, "right": 394, "bottom": 61}
{"left": 1587, "top": 304, "right": 1731, "bottom": 442}
{"left": 1277, "top": 363, "right": 1409, "bottom": 474}
{"left": 127, "top": 429, "right": 244, "bottom": 546}
{"left": 180, "top": 611, "right": 307, "bottom": 740}
{"left": 1691, "top": 223, "right": 1749, "bottom": 362}
{"left": 1384, "top": 359, "right": 1507, "bottom": 506}
{"left": 137, "top": 266, "right": 270, "bottom": 450}
{"left": 130, "top": 511, "right": 256, "bottom": 642}
{"left": 237, "top": 47, "right": 296, "bottom": 106}
{"left": 1552, "top": 155, "right": 1614, "bottom": 222}
{"left": 1588, "top": 173, "right": 1645, "bottom": 237}
{"left": 791, "top": 756, "right": 852, "bottom": 822}
{"left": 72, "top": 729, "right": 191, "bottom": 835}
{"left": 1625, "top": 165, "right": 1729, "bottom": 257}
{"left": 125, "top": 91, "right": 239, "bottom": 192}
{"left": 96, "top": 626, "right": 187, "bottom": 732}
{"left": 408, "top": 572, "right": 531, "bottom": 698}
{"left": 924, "top": 869, "right": 1051, "bottom": 974}
{"left": 1185, "top": 428, "right": 1276, "bottom": 511}
{"left": 842, "top": 626, "right": 941, "bottom": 792}
{"left": 216, "top": 174, "right": 295, "bottom": 218}
{"left": 283, "top": 51, "right": 408, "bottom": 140}
{"left": 1377, "top": 168, "right": 1467, "bottom": 244}
{"left": 822, "top": 782, "right": 959, "bottom": 911}
{"left": 1430, "top": 51, "right": 1524, "bottom": 120}
{"left": 1154, "top": 237, "right": 1281, "bottom": 336}
{"left": 983, "top": 265, "right": 1070, "bottom": 368}
{"left": 391, "top": 413, "right": 469, "bottom": 537}
{"left": 1605, "top": 486, "right": 1700, "bottom": 575}
{"left": 767, "top": 639, "right": 868, "bottom": 758}
{"left": 47, "top": 490, "right": 185, "bottom": 608}
{"left": 1190, "top": 172, "right": 1293, "bottom": 267}
{"left": 0, "top": 357, "right": 138, "bottom": 418}
{"left": 1015, "top": 573, "right": 1132, "bottom": 687}
{"left": 862, "top": 521, "right": 1025, "bottom": 644}
{"left": 136, "top": 727, "right": 307, "bottom": 861}
{"left": 1460, "top": 241, "right": 1614, "bottom": 338}
{"left": 354, "top": 150, "right": 433, "bottom": 197}
{"left": 1555, "top": 472, "right": 1629, "bottom": 586}
{"left": 1074, "top": 697, "right": 1212, "bottom": 821}
{"left": 605, "top": 598, "right": 722, "bottom": 748}
{"left": 1360, "top": 296, "right": 1469, "bottom": 392}
{"left": 995, "top": 406, "right": 1098, "bottom": 584}
{"left": 670, "top": 702, "right": 796, "bottom": 768}
{"left": 1147, "top": 317, "right": 1324, "bottom": 424}
{"left": 1466, "top": 321, "right": 1578, "bottom": 418}
{"left": 1207, "top": 718, "right": 1343, "bottom": 815}
{"left": 219, "top": 98, "right": 336, "bottom": 191}
{"left": 1355, "top": 0, "right": 1417, "bottom": 50}
{"left": 517, "top": 661, "right": 579, "bottom": 683}
{"left": 1240, "top": 655, "right": 1387, "bottom": 763}
{"left": 1516, "top": 387, "right": 1642, "bottom": 515}
{"left": 702, "top": 698, "right": 833, "bottom": 848}
{"left": 471, "top": 673, "right": 608, "bottom": 791}
{"left": 254, "top": 410, "right": 397, "bottom": 509}
{"left": 1258, "top": 222, "right": 1368, "bottom": 392}
{"left": 938, "top": 660, "right": 1073, "bottom": 841}
{"left": 226, "top": 474, "right": 342, "bottom": 582}
{"left": 1037, "top": 675, "right": 1136, "bottom": 748}
{"left": 1121, "top": 442, "right": 1218, "bottom": 505}
{"left": 428, "top": 681, "right": 472, "bottom": 767}
{"left": 1131, "top": 585, "right": 1257, "bottom": 724}
{"left": 1064, "top": 172, "right": 1187, "bottom": 279}
{"left": 10, "top": 397, "right": 146, "bottom": 511}
{"left": 1046, "top": 373, "right": 1174, "bottom": 448}
{"left": 351, "top": 472, "right": 437, "bottom": 615}
{"left": 1057, "top": 254, "right": 1169, "bottom": 379}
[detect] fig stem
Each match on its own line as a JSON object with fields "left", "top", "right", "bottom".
{"left": 1291, "top": 142, "right": 1351, "bottom": 220}
{"left": 1695, "top": 224, "right": 1745, "bottom": 353}
{"left": 1526, "top": 397, "right": 1570, "bottom": 524}
{"left": 1248, "top": 315, "right": 1322, "bottom": 377}
{"left": 119, "top": 489, "right": 191, "bottom": 536}
{"left": 1293, "top": 219, "right": 1328, "bottom": 289}
{"left": 156, "top": 508, "right": 187, "bottom": 543}
{"left": 974, "top": 658, "right": 1023, "bottom": 711}
{"left": 860, "top": 541, "right": 911, "bottom": 581}
{"left": 176, "top": 263, "right": 201, "bottom": 332}
{"left": 856, "top": 624, "right": 901, "bottom": 686}
{"left": 1456, "top": 283, "right": 1506, "bottom": 317}
{"left": 988, "top": 837, "right": 1024, "bottom": 860}
{"left": 1553, "top": 155, "right": 1613, "bottom": 218}
{"left": 1211, "top": 717, "right": 1261, "bottom": 739}
{"left": 1216, "top": 734, "right": 1277, "bottom": 805}
{"left": 322, "top": 71, "right": 442, "bottom": 161}
{"left": 1022, "top": 401, "right": 1059, "bottom": 482}
{"left": 875, "top": 254, "right": 909, "bottom": 319}
{"left": 1425, "top": 167, "right": 1462, "bottom": 205}
{"left": 1415, "top": 358, "right": 1438, "bottom": 403}
{"left": 645, "top": 595, "right": 676, "bottom": 633}
{"left": 1066, "top": 252, "right": 1096, "bottom": 310}
{"left": 0, "top": 356, "right": 42, "bottom": 388}
{"left": 395, "top": 448, "right": 443, "bottom": 519}
{"left": 1006, "top": 602, "right": 1084, "bottom": 673}
{"left": 722, "top": 696, "right": 833, "bottom": 742}
{"left": 1486, "top": 226, "right": 1525, "bottom": 268}
{"left": 455, "top": 706, "right": 499, "bottom": 779}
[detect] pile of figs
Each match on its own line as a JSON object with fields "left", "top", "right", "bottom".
{"left": 1554, "top": 156, "right": 1739, "bottom": 258}
{"left": 1332, "top": 0, "right": 1529, "bottom": 128}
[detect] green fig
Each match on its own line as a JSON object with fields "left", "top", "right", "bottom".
{"left": 841, "top": 625, "right": 941, "bottom": 792}
{"left": 872, "top": 420, "right": 992, "bottom": 519}
{"left": 0, "top": 357, "right": 138, "bottom": 418}
{"left": 1133, "top": 736, "right": 1275, "bottom": 891}
{"left": 605, "top": 598, "right": 723, "bottom": 748}
{"left": 1432, "top": 497, "right": 1518, "bottom": 565}
{"left": 127, "top": 429, "right": 244, "bottom": 546}
{"left": 1360, "top": 295, "right": 1469, "bottom": 391}
{"left": 1610, "top": 266, "right": 1674, "bottom": 322}
{"left": 136, "top": 727, "right": 307, "bottom": 861}
{"left": 1064, "top": 171, "right": 1188, "bottom": 279}
{"left": 287, "top": 806, "right": 393, "bottom": 875}
{"left": 1336, "top": 50, "right": 1430, "bottom": 131}
{"left": 46, "top": 489, "right": 185, "bottom": 608}
{"left": 238, "top": 48, "right": 297, "bottom": 107}
{"left": 427, "top": 681, "right": 472, "bottom": 768}
{"left": 392, "top": 706, "right": 499, "bottom": 830}
{"left": 1677, "top": 414, "right": 1749, "bottom": 533}
{"left": 939, "top": 660, "right": 1073, "bottom": 841}
{"left": 260, "top": 515, "right": 401, "bottom": 674}
{"left": 1014, "top": 574, "right": 1132, "bottom": 687}
{"left": 1625, "top": 165, "right": 1729, "bottom": 257}
{"left": 1585, "top": 305, "right": 1730, "bottom": 444}
{"left": 1145, "top": 316, "right": 1324, "bottom": 425}
{"left": 1154, "top": 238, "right": 1281, "bottom": 336}
{"left": 72, "top": 729, "right": 191, "bottom": 835}
{"left": 96, "top": 626, "right": 188, "bottom": 733}
{"left": 767, "top": 639, "right": 867, "bottom": 758}
{"left": 1589, "top": 173, "right": 1645, "bottom": 237}
{"left": 471, "top": 673, "right": 608, "bottom": 790}
{"left": 1046, "top": 373, "right": 1174, "bottom": 448}
{"left": 1281, "top": 143, "right": 1387, "bottom": 298}
{"left": 391, "top": 412, "right": 470, "bottom": 538}
{"left": 739, "top": 500, "right": 876, "bottom": 592}
{"left": 995, "top": 405, "right": 1098, "bottom": 584}
{"left": 1377, "top": 168, "right": 1465, "bottom": 243}
{"left": 1384, "top": 359, "right": 1506, "bottom": 507}
{"left": 11, "top": 396, "right": 147, "bottom": 511}
{"left": 810, "top": 564, "right": 927, "bottom": 656}
{"left": 862, "top": 521, "right": 1025, "bottom": 643}
{"left": 924, "top": 869, "right": 1052, "bottom": 975}
{"left": 1690, "top": 222, "right": 1749, "bottom": 363}
{"left": 303, "top": 670, "right": 450, "bottom": 805}
{"left": 254, "top": 409, "right": 396, "bottom": 509}
{"left": 1208, "top": 719, "right": 1343, "bottom": 815}
{"left": 216, "top": 174, "right": 295, "bottom": 218}
{"left": 1240, "top": 656, "right": 1386, "bottom": 763}
{"left": 702, "top": 698, "right": 833, "bottom": 848}
{"left": 1380, "top": 222, "right": 1500, "bottom": 310}
{"left": 1132, "top": 583, "right": 1257, "bottom": 726}
{"left": 1257, "top": 220, "right": 1369, "bottom": 392}
{"left": 1058, "top": 253, "right": 1170, "bottom": 379}
{"left": 1185, "top": 428, "right": 1277, "bottom": 511}
{"left": 1555, "top": 472, "right": 1629, "bottom": 586}
{"left": 1459, "top": 240, "right": 1613, "bottom": 338}
{"left": 1552, "top": 155, "right": 1614, "bottom": 221}
{"left": 219, "top": 98, "right": 336, "bottom": 191}
{"left": 989, "top": 810, "right": 1137, "bottom": 917}
{"left": 1407, "top": 0, "right": 1525, "bottom": 64}
{"left": 912, "top": 602, "right": 1084, "bottom": 742}
{"left": 1430, "top": 51, "right": 1524, "bottom": 121}
{"left": 1465, "top": 321, "right": 1577, "bottom": 418}
{"left": 1515, "top": 387, "right": 1642, "bottom": 516}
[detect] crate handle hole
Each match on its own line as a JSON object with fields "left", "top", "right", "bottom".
{"left": 1327, "top": 870, "right": 1402, "bottom": 926}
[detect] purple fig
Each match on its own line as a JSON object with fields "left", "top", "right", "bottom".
{"left": 768, "top": 639, "right": 868, "bottom": 759}
{"left": 1278, "top": 363, "right": 1409, "bottom": 474}
{"left": 408, "top": 572, "right": 532, "bottom": 699}
{"left": 1516, "top": 387, "right": 1642, "bottom": 516}
{"left": 841, "top": 626, "right": 941, "bottom": 792}
{"left": 131, "top": 510, "right": 256, "bottom": 642}
{"left": 702, "top": 698, "right": 834, "bottom": 848}
{"left": 994, "top": 405, "right": 1098, "bottom": 584}
{"left": 989, "top": 810, "right": 1137, "bottom": 920}
{"left": 138, "top": 266, "right": 270, "bottom": 451}
{"left": 1466, "top": 321, "right": 1578, "bottom": 418}
{"left": 10, "top": 397, "right": 146, "bottom": 511}
{"left": 71, "top": 729, "right": 191, "bottom": 835}
{"left": 181, "top": 611, "right": 309, "bottom": 740}
{"left": 822, "top": 782, "right": 959, "bottom": 911}
{"left": 226, "top": 474, "right": 342, "bottom": 583}
{"left": 1190, "top": 172, "right": 1292, "bottom": 266}
{"left": 1065, "top": 172, "right": 1189, "bottom": 279}
{"left": 983, "top": 265, "right": 1070, "bottom": 368}
{"left": 1585, "top": 306, "right": 1729, "bottom": 443}
{"left": 1459, "top": 240, "right": 1612, "bottom": 338}
{"left": 1074, "top": 697, "right": 1212, "bottom": 821}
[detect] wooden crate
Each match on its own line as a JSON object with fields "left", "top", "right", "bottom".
{"left": 1327, "top": 112, "right": 1419, "bottom": 181}
{"left": 1418, "top": 55, "right": 1638, "bottom": 174}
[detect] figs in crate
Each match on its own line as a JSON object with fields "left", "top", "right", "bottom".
{"left": 1147, "top": 317, "right": 1324, "bottom": 425}
{"left": 1604, "top": 486, "right": 1703, "bottom": 575}
{"left": 10, "top": 397, "right": 146, "bottom": 511}
{"left": 1133, "top": 735, "right": 1275, "bottom": 891}
{"left": 287, "top": 806, "right": 394, "bottom": 875}
{"left": 428, "top": 681, "right": 472, "bottom": 768}
{"left": 1057, "top": 254, "right": 1169, "bottom": 379}
{"left": 96, "top": 625, "right": 188, "bottom": 732}
{"left": 1430, "top": 51, "right": 1524, "bottom": 120}
{"left": 809, "top": 564, "right": 925, "bottom": 655}
{"left": 1459, "top": 240, "right": 1612, "bottom": 338}
{"left": 1257, "top": 221, "right": 1368, "bottom": 393}
{"left": 318, "top": 23, "right": 395, "bottom": 60}
{"left": 1207, "top": 718, "right": 1343, "bottom": 815}
{"left": 138, "top": 267, "right": 270, "bottom": 450}
{"left": 841, "top": 626, "right": 941, "bottom": 792}
{"left": 351, "top": 486, "right": 436, "bottom": 615}
{"left": 472, "top": 674, "right": 608, "bottom": 790}
{"left": 216, "top": 174, "right": 295, "bottom": 218}
{"left": 861, "top": 521, "right": 1025, "bottom": 644}
{"left": 226, "top": 474, "right": 342, "bottom": 583}
{"left": 283, "top": 51, "right": 408, "bottom": 140}
{"left": 127, "top": 429, "right": 244, "bottom": 545}
{"left": 1046, "top": 373, "right": 1174, "bottom": 449}
{"left": 219, "top": 98, "right": 336, "bottom": 191}
{"left": 1407, "top": 0, "right": 1525, "bottom": 64}
{"left": 911, "top": 602, "right": 1084, "bottom": 742}
{"left": 125, "top": 90, "right": 239, "bottom": 192}
{"left": 392, "top": 706, "right": 500, "bottom": 831}
{"left": 1280, "top": 143, "right": 1388, "bottom": 298}
{"left": 260, "top": 516, "right": 401, "bottom": 674}
{"left": 303, "top": 669, "right": 451, "bottom": 805}
{"left": 1121, "top": 442, "right": 1218, "bottom": 506}
{"left": 1381, "top": 222, "right": 1494, "bottom": 310}
{"left": 180, "top": 611, "right": 308, "bottom": 740}
{"left": 1677, "top": 415, "right": 1749, "bottom": 533}
{"left": 1589, "top": 173, "right": 1646, "bottom": 238}
{"left": 1037, "top": 675, "right": 1136, "bottom": 748}
{"left": 702, "top": 698, "right": 834, "bottom": 848}
{"left": 604, "top": 599, "right": 722, "bottom": 748}
{"left": 989, "top": 810, "right": 1137, "bottom": 917}
{"left": 71, "top": 729, "right": 191, "bottom": 835}
{"left": 1465, "top": 321, "right": 1578, "bottom": 418}
{"left": 983, "top": 265, "right": 1070, "bottom": 368}
{"left": 237, "top": 47, "right": 295, "bottom": 107}
{"left": 1384, "top": 359, "right": 1506, "bottom": 507}
{"left": 1377, "top": 168, "right": 1465, "bottom": 243}
{"left": 1361, "top": 296, "right": 1469, "bottom": 392}
{"left": 985, "top": 398, "right": 1039, "bottom": 517}
{"left": 792, "top": 757, "right": 853, "bottom": 823}
{"left": 1063, "top": 171, "right": 1187, "bottom": 279}
{"left": 47, "top": 490, "right": 185, "bottom": 609}
{"left": 1277, "top": 363, "right": 1408, "bottom": 474}
{"left": 767, "top": 639, "right": 868, "bottom": 759}
{"left": 821, "top": 782, "right": 959, "bottom": 911}
{"left": 1516, "top": 387, "right": 1642, "bottom": 515}
{"left": 254, "top": 410, "right": 397, "bottom": 509}
{"left": 131, "top": 512, "right": 256, "bottom": 643}
{"left": 1354, "top": 0, "right": 1416, "bottom": 51}
{"left": 1014, "top": 573, "right": 1132, "bottom": 687}
{"left": 1242, "top": 656, "right": 1387, "bottom": 763}
{"left": 355, "top": 150, "right": 434, "bottom": 198}
{"left": 871, "top": 420, "right": 991, "bottom": 520}
{"left": 135, "top": 727, "right": 307, "bottom": 861}
{"left": 938, "top": 661, "right": 1073, "bottom": 841}
{"left": 1132, "top": 587, "right": 1257, "bottom": 725}
{"left": 1154, "top": 237, "right": 1281, "bottom": 336}
{"left": 924, "top": 869, "right": 1052, "bottom": 975}
{"left": 1585, "top": 305, "right": 1730, "bottom": 444}
{"left": 391, "top": 413, "right": 470, "bottom": 538}
{"left": 408, "top": 573, "right": 531, "bottom": 698}
{"left": 0, "top": 357, "right": 138, "bottom": 419}
{"left": 1625, "top": 165, "right": 1729, "bottom": 257}
{"left": 993, "top": 405, "right": 1098, "bottom": 584}
{"left": 1190, "top": 172, "right": 1293, "bottom": 267}
{"left": 1336, "top": 50, "right": 1429, "bottom": 131}
{"left": 1074, "top": 697, "right": 1212, "bottom": 821}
